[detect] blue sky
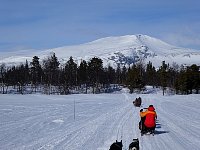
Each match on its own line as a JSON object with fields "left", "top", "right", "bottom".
{"left": 0, "top": 0, "right": 200, "bottom": 52}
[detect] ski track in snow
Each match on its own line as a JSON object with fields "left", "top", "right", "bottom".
{"left": 0, "top": 90, "right": 200, "bottom": 150}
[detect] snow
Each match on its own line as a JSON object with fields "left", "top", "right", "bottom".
{"left": 0, "top": 89, "right": 200, "bottom": 150}
{"left": 0, "top": 34, "right": 200, "bottom": 68}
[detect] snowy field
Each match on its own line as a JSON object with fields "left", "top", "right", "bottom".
{"left": 0, "top": 89, "right": 200, "bottom": 150}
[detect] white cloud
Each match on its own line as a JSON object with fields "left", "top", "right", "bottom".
{"left": 164, "top": 34, "right": 200, "bottom": 49}
{"left": 161, "top": 24, "right": 200, "bottom": 50}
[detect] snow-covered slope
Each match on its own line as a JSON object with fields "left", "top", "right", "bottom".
{"left": 1, "top": 34, "right": 200, "bottom": 67}
{"left": 0, "top": 89, "right": 200, "bottom": 150}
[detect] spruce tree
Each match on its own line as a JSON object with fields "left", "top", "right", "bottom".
{"left": 64, "top": 56, "right": 77, "bottom": 87}
{"left": 88, "top": 57, "right": 103, "bottom": 93}
{"left": 158, "top": 61, "right": 168, "bottom": 95}
{"left": 30, "top": 56, "right": 42, "bottom": 85}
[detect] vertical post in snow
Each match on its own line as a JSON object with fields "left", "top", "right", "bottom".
{"left": 74, "top": 99, "right": 76, "bottom": 120}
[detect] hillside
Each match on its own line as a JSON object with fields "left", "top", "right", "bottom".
{"left": 0, "top": 34, "right": 200, "bottom": 67}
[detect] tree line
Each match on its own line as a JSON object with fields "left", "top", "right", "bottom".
{"left": 0, "top": 53, "right": 199, "bottom": 95}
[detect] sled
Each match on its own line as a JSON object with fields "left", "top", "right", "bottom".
{"left": 141, "top": 128, "right": 155, "bottom": 136}
{"left": 133, "top": 97, "right": 142, "bottom": 107}
{"left": 139, "top": 118, "right": 155, "bottom": 136}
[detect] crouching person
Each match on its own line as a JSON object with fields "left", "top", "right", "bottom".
{"left": 140, "top": 105, "right": 157, "bottom": 135}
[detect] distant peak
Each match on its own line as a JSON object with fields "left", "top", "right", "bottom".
{"left": 1, "top": 34, "right": 200, "bottom": 68}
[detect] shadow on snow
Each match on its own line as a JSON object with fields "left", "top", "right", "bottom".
{"left": 154, "top": 130, "right": 169, "bottom": 135}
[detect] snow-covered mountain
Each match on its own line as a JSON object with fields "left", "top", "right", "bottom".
{"left": 1, "top": 34, "right": 200, "bottom": 68}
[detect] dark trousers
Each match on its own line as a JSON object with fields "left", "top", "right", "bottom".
{"left": 139, "top": 117, "right": 146, "bottom": 131}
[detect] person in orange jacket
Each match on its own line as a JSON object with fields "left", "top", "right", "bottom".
{"left": 140, "top": 105, "right": 157, "bottom": 134}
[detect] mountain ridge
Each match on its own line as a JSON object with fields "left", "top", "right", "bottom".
{"left": 0, "top": 34, "right": 200, "bottom": 67}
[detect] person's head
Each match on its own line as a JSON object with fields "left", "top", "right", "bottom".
{"left": 148, "top": 105, "right": 155, "bottom": 111}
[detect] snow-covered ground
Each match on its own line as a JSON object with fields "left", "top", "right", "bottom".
{"left": 0, "top": 88, "right": 200, "bottom": 150}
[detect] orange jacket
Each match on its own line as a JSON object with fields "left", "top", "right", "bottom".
{"left": 140, "top": 107, "right": 157, "bottom": 128}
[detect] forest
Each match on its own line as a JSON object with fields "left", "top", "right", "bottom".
{"left": 0, "top": 53, "right": 199, "bottom": 95}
